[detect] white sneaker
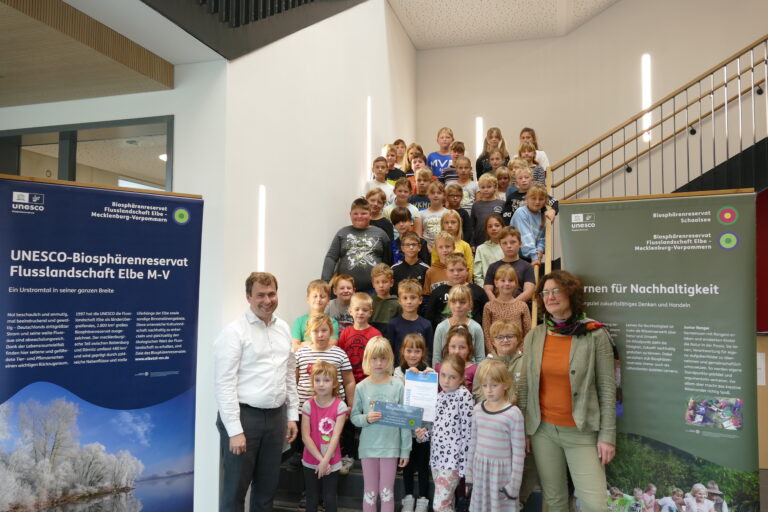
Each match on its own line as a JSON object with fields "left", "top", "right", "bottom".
{"left": 401, "top": 494, "right": 415, "bottom": 512}
{"left": 339, "top": 455, "right": 354, "bottom": 475}
{"left": 414, "top": 497, "right": 429, "bottom": 512}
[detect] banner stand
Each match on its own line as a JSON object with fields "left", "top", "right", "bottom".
{"left": 560, "top": 189, "right": 759, "bottom": 509}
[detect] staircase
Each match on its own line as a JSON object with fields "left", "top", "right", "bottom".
{"left": 550, "top": 34, "right": 768, "bottom": 200}
{"left": 269, "top": 31, "right": 768, "bottom": 512}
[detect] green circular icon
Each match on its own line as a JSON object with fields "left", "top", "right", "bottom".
{"left": 408, "top": 419, "right": 415, "bottom": 427}
{"left": 173, "top": 207, "right": 190, "bottom": 225}
{"left": 718, "top": 232, "right": 738, "bottom": 250}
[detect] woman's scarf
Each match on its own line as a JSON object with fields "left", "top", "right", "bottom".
{"left": 545, "top": 312, "right": 605, "bottom": 337}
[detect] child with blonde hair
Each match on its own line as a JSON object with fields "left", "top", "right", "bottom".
{"left": 386, "top": 280, "right": 433, "bottom": 358}
{"left": 414, "top": 181, "right": 447, "bottom": 250}
{"left": 383, "top": 178, "right": 419, "bottom": 222}
{"left": 465, "top": 359, "right": 525, "bottom": 512}
{"left": 470, "top": 173, "right": 505, "bottom": 246}
{"left": 326, "top": 274, "right": 355, "bottom": 331}
{"left": 408, "top": 168, "right": 434, "bottom": 210}
{"left": 301, "top": 361, "right": 348, "bottom": 512}
{"left": 429, "top": 209, "right": 474, "bottom": 274}
{"left": 350, "top": 337, "right": 411, "bottom": 512}
{"left": 336, "top": 292, "right": 382, "bottom": 472}
{"left": 494, "top": 166, "right": 512, "bottom": 200}
{"left": 511, "top": 184, "right": 548, "bottom": 265}
{"left": 518, "top": 141, "right": 545, "bottom": 185}
{"left": 383, "top": 144, "right": 405, "bottom": 183}
{"left": 473, "top": 214, "right": 505, "bottom": 286}
{"left": 422, "top": 231, "right": 455, "bottom": 295}
{"left": 432, "top": 285, "right": 485, "bottom": 366}
{"left": 292, "top": 280, "right": 340, "bottom": 350}
{"left": 364, "top": 156, "right": 395, "bottom": 202}
{"left": 296, "top": 314, "right": 355, "bottom": 410}
{"left": 454, "top": 156, "right": 479, "bottom": 214}
{"left": 425, "top": 254, "right": 486, "bottom": 328}
{"left": 428, "top": 127, "right": 455, "bottom": 178}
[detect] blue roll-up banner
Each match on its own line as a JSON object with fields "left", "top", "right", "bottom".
{"left": 0, "top": 176, "right": 203, "bottom": 512}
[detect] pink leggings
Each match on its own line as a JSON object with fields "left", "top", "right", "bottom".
{"left": 361, "top": 458, "right": 398, "bottom": 512}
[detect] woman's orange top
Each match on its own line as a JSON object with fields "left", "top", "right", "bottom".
{"left": 539, "top": 333, "right": 577, "bottom": 427}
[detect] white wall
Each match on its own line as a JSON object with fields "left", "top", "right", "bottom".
{"left": 0, "top": 1, "right": 416, "bottom": 508}
{"left": 414, "top": 0, "right": 768, "bottom": 169}
{"left": 0, "top": 60, "right": 229, "bottom": 512}
{"left": 225, "top": 0, "right": 416, "bottom": 323}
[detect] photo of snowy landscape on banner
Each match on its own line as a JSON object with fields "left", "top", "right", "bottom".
{"left": 0, "top": 383, "right": 195, "bottom": 512}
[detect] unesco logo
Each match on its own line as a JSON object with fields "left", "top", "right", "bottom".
{"left": 11, "top": 191, "right": 45, "bottom": 213}
{"left": 570, "top": 212, "right": 596, "bottom": 231}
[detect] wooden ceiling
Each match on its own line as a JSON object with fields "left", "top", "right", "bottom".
{"left": 0, "top": 0, "right": 173, "bottom": 108}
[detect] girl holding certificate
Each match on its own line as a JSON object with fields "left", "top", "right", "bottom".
{"left": 350, "top": 337, "right": 412, "bottom": 512}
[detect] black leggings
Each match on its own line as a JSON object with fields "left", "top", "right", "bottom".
{"left": 403, "top": 440, "right": 430, "bottom": 498}
{"left": 303, "top": 467, "right": 339, "bottom": 512}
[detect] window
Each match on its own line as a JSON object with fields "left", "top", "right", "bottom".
{"left": 0, "top": 116, "right": 173, "bottom": 191}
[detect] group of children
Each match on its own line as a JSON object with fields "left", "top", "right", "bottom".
{"left": 361, "top": 126, "right": 558, "bottom": 276}
{"left": 294, "top": 287, "right": 529, "bottom": 512}
{"left": 301, "top": 126, "right": 554, "bottom": 511}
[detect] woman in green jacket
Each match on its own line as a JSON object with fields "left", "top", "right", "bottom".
{"left": 518, "top": 270, "right": 616, "bottom": 512}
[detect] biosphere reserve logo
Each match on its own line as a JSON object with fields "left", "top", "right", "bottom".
{"left": 717, "top": 206, "right": 738, "bottom": 225}
{"left": 718, "top": 232, "right": 739, "bottom": 250}
{"left": 173, "top": 207, "right": 190, "bottom": 225}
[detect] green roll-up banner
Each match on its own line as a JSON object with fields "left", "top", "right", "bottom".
{"left": 560, "top": 192, "right": 758, "bottom": 506}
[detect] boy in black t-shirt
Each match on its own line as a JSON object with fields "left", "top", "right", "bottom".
{"left": 391, "top": 208, "right": 430, "bottom": 265}
{"left": 425, "top": 253, "right": 486, "bottom": 327}
{"left": 482, "top": 226, "right": 535, "bottom": 303}
{"left": 392, "top": 230, "right": 430, "bottom": 297}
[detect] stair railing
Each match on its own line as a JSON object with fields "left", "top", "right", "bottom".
{"left": 550, "top": 34, "right": 768, "bottom": 201}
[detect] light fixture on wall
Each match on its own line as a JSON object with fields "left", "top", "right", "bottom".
{"left": 257, "top": 184, "right": 266, "bottom": 272}
{"left": 366, "top": 96, "right": 372, "bottom": 174}
{"left": 158, "top": 154, "right": 167, "bottom": 162}
{"left": 475, "top": 117, "right": 484, "bottom": 160}
{"left": 641, "top": 53, "right": 652, "bottom": 142}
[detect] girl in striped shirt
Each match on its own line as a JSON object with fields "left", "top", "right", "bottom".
{"left": 465, "top": 359, "right": 525, "bottom": 512}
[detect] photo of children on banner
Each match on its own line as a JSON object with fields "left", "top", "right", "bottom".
{"left": 684, "top": 397, "right": 743, "bottom": 430}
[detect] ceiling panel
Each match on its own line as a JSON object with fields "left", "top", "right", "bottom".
{"left": 387, "top": 0, "right": 619, "bottom": 50}
{"left": 0, "top": 0, "right": 173, "bottom": 107}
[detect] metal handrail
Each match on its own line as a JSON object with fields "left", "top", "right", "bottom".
{"left": 551, "top": 34, "right": 768, "bottom": 200}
